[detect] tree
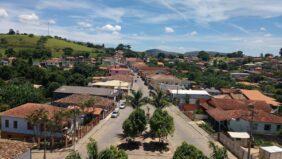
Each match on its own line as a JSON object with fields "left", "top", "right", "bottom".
{"left": 150, "top": 90, "right": 169, "bottom": 109}
{"left": 149, "top": 109, "right": 174, "bottom": 142}
{"left": 87, "top": 138, "right": 98, "bottom": 159}
{"left": 279, "top": 48, "right": 282, "bottom": 57}
{"left": 173, "top": 142, "right": 207, "bottom": 159}
{"left": 157, "top": 53, "right": 165, "bottom": 60}
{"left": 209, "top": 141, "right": 228, "bottom": 159}
{"left": 65, "top": 150, "right": 81, "bottom": 159}
{"left": 63, "top": 47, "right": 74, "bottom": 56}
{"left": 45, "top": 82, "right": 61, "bottom": 97}
{"left": 8, "top": 29, "right": 15, "bottom": 35}
{"left": 197, "top": 51, "right": 210, "bottom": 61}
{"left": 98, "top": 146, "right": 128, "bottom": 159}
{"left": 0, "top": 83, "right": 46, "bottom": 107}
{"left": 5, "top": 48, "right": 16, "bottom": 57}
{"left": 26, "top": 108, "right": 48, "bottom": 145}
{"left": 126, "top": 90, "right": 147, "bottom": 109}
{"left": 122, "top": 108, "right": 147, "bottom": 140}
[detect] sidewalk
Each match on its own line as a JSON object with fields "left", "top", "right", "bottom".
{"left": 32, "top": 114, "right": 112, "bottom": 159}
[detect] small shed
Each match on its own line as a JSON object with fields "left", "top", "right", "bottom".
{"left": 259, "top": 146, "right": 282, "bottom": 159}
{"left": 227, "top": 131, "right": 250, "bottom": 147}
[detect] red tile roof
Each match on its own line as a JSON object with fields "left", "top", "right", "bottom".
{"left": 240, "top": 89, "right": 280, "bottom": 106}
{"left": 0, "top": 139, "right": 33, "bottom": 159}
{"left": 206, "top": 109, "right": 282, "bottom": 124}
{"left": 0, "top": 103, "right": 64, "bottom": 119}
{"left": 206, "top": 98, "right": 272, "bottom": 113}
{"left": 181, "top": 104, "right": 198, "bottom": 111}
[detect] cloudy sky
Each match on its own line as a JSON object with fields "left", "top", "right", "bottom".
{"left": 0, "top": 0, "right": 282, "bottom": 55}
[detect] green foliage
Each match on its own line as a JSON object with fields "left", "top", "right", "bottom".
{"left": 173, "top": 142, "right": 207, "bottom": 159}
{"left": 150, "top": 90, "right": 169, "bottom": 109}
{"left": 227, "top": 51, "right": 244, "bottom": 58}
{"left": 45, "top": 82, "right": 61, "bottom": 97}
{"left": 65, "top": 150, "right": 81, "bottom": 159}
{"left": 197, "top": 51, "right": 210, "bottom": 61}
{"left": 209, "top": 141, "right": 228, "bottom": 159}
{"left": 98, "top": 146, "right": 128, "bottom": 159}
{"left": 122, "top": 108, "right": 147, "bottom": 139}
{"left": 63, "top": 47, "right": 74, "bottom": 56}
{"left": 198, "top": 122, "right": 215, "bottom": 134}
{"left": 126, "top": 90, "right": 147, "bottom": 109}
{"left": 150, "top": 109, "right": 174, "bottom": 141}
{"left": 0, "top": 83, "right": 46, "bottom": 107}
{"left": 87, "top": 138, "right": 98, "bottom": 159}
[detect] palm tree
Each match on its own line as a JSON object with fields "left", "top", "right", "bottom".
{"left": 209, "top": 141, "right": 228, "bottom": 159}
{"left": 150, "top": 90, "right": 169, "bottom": 109}
{"left": 127, "top": 90, "right": 147, "bottom": 109}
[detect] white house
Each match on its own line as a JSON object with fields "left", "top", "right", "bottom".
{"left": 0, "top": 103, "right": 66, "bottom": 141}
{"left": 169, "top": 89, "right": 211, "bottom": 104}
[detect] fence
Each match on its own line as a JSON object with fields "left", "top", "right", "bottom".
{"left": 218, "top": 133, "right": 258, "bottom": 159}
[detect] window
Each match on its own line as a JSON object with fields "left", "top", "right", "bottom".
{"left": 27, "top": 122, "right": 33, "bottom": 130}
{"left": 5, "top": 120, "right": 9, "bottom": 128}
{"left": 277, "top": 125, "right": 281, "bottom": 131}
{"left": 13, "top": 121, "right": 18, "bottom": 129}
{"left": 264, "top": 124, "right": 271, "bottom": 131}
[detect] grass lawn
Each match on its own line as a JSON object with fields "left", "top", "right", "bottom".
{"left": 0, "top": 34, "right": 103, "bottom": 58}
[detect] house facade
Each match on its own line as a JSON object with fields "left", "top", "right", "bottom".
{"left": 1, "top": 103, "right": 65, "bottom": 141}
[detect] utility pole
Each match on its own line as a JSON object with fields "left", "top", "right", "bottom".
{"left": 247, "top": 103, "right": 254, "bottom": 159}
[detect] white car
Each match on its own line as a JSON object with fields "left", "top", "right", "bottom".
{"left": 119, "top": 100, "right": 126, "bottom": 109}
{"left": 111, "top": 111, "right": 119, "bottom": 118}
{"left": 119, "top": 103, "right": 126, "bottom": 109}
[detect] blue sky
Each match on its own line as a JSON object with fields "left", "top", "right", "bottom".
{"left": 0, "top": 0, "right": 282, "bottom": 56}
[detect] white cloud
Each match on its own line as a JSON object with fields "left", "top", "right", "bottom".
{"left": 190, "top": 31, "right": 198, "bottom": 36}
{"left": 148, "top": 0, "right": 282, "bottom": 23}
{"left": 18, "top": 13, "right": 39, "bottom": 23}
{"left": 101, "top": 24, "right": 121, "bottom": 32}
{"left": 77, "top": 22, "right": 92, "bottom": 28}
{"left": 260, "top": 27, "right": 266, "bottom": 31}
{"left": 264, "top": 33, "right": 272, "bottom": 37}
{"left": 165, "top": 27, "right": 174, "bottom": 33}
{"left": 48, "top": 19, "right": 56, "bottom": 24}
{"left": 0, "top": 8, "right": 8, "bottom": 18}
{"left": 229, "top": 23, "right": 249, "bottom": 34}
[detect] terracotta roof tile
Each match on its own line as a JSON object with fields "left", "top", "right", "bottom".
{"left": 240, "top": 89, "right": 280, "bottom": 106}
{"left": 0, "top": 103, "right": 64, "bottom": 119}
{"left": 0, "top": 139, "right": 33, "bottom": 159}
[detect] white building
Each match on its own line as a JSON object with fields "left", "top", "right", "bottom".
{"left": 169, "top": 89, "right": 211, "bottom": 104}
{"left": 1, "top": 103, "right": 65, "bottom": 141}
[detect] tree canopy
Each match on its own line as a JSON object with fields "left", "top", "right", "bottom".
{"left": 122, "top": 108, "right": 147, "bottom": 139}
{"left": 98, "top": 146, "right": 128, "bottom": 159}
{"left": 149, "top": 109, "right": 174, "bottom": 142}
{"left": 173, "top": 142, "right": 207, "bottom": 159}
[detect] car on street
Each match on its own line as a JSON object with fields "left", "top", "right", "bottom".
{"left": 111, "top": 111, "right": 119, "bottom": 118}
{"left": 119, "top": 100, "right": 126, "bottom": 109}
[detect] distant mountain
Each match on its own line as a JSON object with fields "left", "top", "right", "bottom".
{"left": 145, "top": 49, "right": 181, "bottom": 56}
{"left": 184, "top": 51, "right": 228, "bottom": 56}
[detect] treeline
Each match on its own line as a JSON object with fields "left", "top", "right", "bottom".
{"left": 0, "top": 59, "right": 107, "bottom": 111}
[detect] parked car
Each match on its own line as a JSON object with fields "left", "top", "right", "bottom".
{"left": 111, "top": 111, "right": 119, "bottom": 118}
{"left": 119, "top": 102, "right": 126, "bottom": 109}
{"left": 119, "top": 100, "right": 126, "bottom": 109}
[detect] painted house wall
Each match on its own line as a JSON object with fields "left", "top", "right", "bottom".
{"left": 228, "top": 119, "right": 281, "bottom": 135}
{"left": 1, "top": 116, "right": 63, "bottom": 137}
{"left": 1, "top": 116, "right": 34, "bottom": 135}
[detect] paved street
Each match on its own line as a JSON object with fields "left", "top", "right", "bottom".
{"left": 32, "top": 72, "right": 236, "bottom": 159}
{"left": 132, "top": 72, "right": 237, "bottom": 159}
{"left": 32, "top": 105, "right": 133, "bottom": 159}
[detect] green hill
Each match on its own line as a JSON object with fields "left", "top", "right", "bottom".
{"left": 0, "top": 34, "right": 104, "bottom": 58}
